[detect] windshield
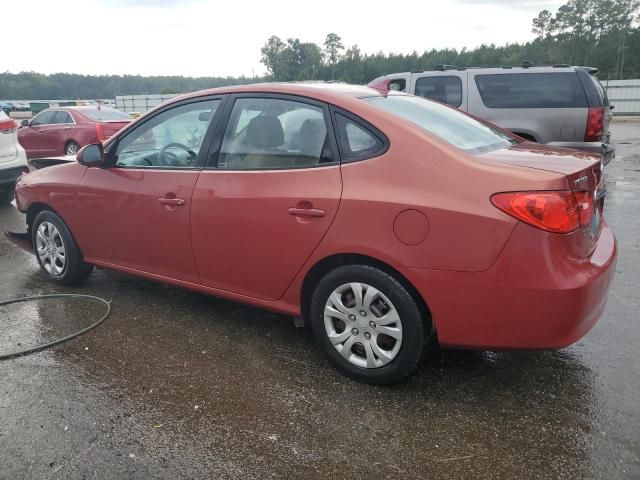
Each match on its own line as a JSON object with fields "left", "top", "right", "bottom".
{"left": 81, "top": 108, "right": 132, "bottom": 122}
{"left": 365, "top": 94, "right": 516, "bottom": 154}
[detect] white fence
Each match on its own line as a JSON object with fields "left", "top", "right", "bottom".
{"left": 115, "top": 94, "right": 178, "bottom": 113}
{"left": 602, "top": 79, "right": 640, "bottom": 115}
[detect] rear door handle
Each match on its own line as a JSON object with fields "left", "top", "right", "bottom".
{"left": 288, "top": 207, "right": 326, "bottom": 217}
{"left": 158, "top": 197, "right": 185, "bottom": 206}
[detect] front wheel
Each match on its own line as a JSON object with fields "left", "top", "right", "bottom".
{"left": 32, "top": 210, "right": 93, "bottom": 285}
{"left": 310, "top": 265, "right": 430, "bottom": 384}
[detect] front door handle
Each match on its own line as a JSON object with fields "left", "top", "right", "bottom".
{"left": 158, "top": 197, "right": 185, "bottom": 206}
{"left": 288, "top": 207, "right": 326, "bottom": 217}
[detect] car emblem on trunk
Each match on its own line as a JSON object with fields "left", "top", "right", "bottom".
{"left": 574, "top": 176, "right": 589, "bottom": 186}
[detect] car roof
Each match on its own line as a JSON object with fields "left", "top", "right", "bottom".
{"left": 173, "top": 82, "right": 385, "bottom": 103}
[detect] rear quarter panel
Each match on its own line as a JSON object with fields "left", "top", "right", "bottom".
{"left": 289, "top": 99, "right": 570, "bottom": 274}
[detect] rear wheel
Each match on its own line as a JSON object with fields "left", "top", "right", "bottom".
{"left": 32, "top": 210, "right": 93, "bottom": 285}
{"left": 310, "top": 265, "right": 429, "bottom": 384}
{"left": 65, "top": 141, "right": 80, "bottom": 156}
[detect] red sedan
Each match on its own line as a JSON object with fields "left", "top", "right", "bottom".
{"left": 17, "top": 106, "right": 131, "bottom": 159}
{"left": 14, "top": 83, "right": 616, "bottom": 384}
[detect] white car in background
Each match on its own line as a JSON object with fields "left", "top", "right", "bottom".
{"left": 0, "top": 110, "right": 29, "bottom": 204}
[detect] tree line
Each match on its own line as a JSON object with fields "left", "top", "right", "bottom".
{"left": 261, "top": 0, "right": 640, "bottom": 83}
{"left": 1, "top": 0, "right": 638, "bottom": 100}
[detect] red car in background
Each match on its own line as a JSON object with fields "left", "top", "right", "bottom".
{"left": 18, "top": 106, "right": 131, "bottom": 159}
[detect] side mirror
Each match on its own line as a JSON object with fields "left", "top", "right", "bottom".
{"left": 77, "top": 143, "right": 104, "bottom": 166}
{"left": 20, "top": 119, "right": 29, "bottom": 127}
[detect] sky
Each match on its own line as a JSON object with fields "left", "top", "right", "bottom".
{"left": 3, "top": 0, "right": 564, "bottom": 78}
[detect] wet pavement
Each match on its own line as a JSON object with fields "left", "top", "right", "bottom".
{"left": 1, "top": 123, "right": 639, "bottom": 479}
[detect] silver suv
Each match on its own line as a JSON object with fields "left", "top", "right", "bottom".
{"left": 369, "top": 64, "right": 615, "bottom": 164}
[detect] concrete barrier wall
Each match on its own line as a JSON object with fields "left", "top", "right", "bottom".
{"left": 602, "top": 79, "right": 640, "bottom": 115}
{"left": 115, "top": 94, "right": 178, "bottom": 113}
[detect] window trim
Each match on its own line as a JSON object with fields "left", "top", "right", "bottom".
{"left": 104, "top": 94, "right": 228, "bottom": 170}
{"left": 203, "top": 92, "right": 341, "bottom": 171}
{"left": 414, "top": 75, "right": 463, "bottom": 108}
{"left": 330, "top": 107, "right": 389, "bottom": 163}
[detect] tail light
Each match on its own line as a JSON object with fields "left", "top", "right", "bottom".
{"left": 95, "top": 123, "right": 105, "bottom": 141}
{"left": 585, "top": 107, "right": 604, "bottom": 142}
{"left": 0, "top": 118, "right": 17, "bottom": 134}
{"left": 491, "top": 190, "right": 593, "bottom": 234}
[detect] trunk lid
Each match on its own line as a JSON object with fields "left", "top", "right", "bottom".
{"left": 481, "top": 142, "right": 605, "bottom": 255}
{"left": 98, "top": 120, "right": 130, "bottom": 140}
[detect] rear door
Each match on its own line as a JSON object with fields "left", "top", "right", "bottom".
{"left": 51, "top": 110, "right": 76, "bottom": 154}
{"left": 410, "top": 71, "right": 468, "bottom": 110}
{"left": 191, "top": 94, "right": 342, "bottom": 301}
{"left": 468, "top": 70, "right": 588, "bottom": 143}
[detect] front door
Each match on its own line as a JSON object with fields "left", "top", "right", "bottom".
{"left": 74, "top": 98, "right": 223, "bottom": 283}
{"left": 18, "top": 110, "right": 58, "bottom": 158}
{"left": 191, "top": 95, "right": 342, "bottom": 300}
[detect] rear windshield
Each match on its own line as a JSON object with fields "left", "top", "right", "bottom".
{"left": 365, "top": 94, "right": 516, "bottom": 154}
{"left": 475, "top": 73, "right": 588, "bottom": 108}
{"left": 81, "top": 109, "right": 132, "bottom": 121}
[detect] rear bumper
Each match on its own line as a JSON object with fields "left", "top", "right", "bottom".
{"left": 402, "top": 224, "right": 617, "bottom": 350}
{"left": 548, "top": 141, "right": 615, "bottom": 165}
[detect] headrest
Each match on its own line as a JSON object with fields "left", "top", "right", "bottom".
{"left": 245, "top": 115, "right": 284, "bottom": 149}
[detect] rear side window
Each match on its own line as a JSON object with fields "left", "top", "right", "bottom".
{"left": 334, "top": 112, "right": 386, "bottom": 161}
{"left": 414, "top": 76, "right": 462, "bottom": 107}
{"left": 217, "top": 97, "right": 334, "bottom": 170}
{"left": 53, "top": 111, "right": 73, "bottom": 124}
{"left": 475, "top": 73, "right": 588, "bottom": 108}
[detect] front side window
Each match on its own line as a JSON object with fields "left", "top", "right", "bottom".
{"left": 475, "top": 73, "right": 588, "bottom": 108}
{"left": 114, "top": 99, "right": 220, "bottom": 168}
{"left": 414, "top": 76, "right": 462, "bottom": 107}
{"left": 217, "top": 98, "right": 332, "bottom": 170}
{"left": 365, "top": 94, "right": 516, "bottom": 154}
{"left": 31, "top": 111, "right": 56, "bottom": 126}
{"left": 388, "top": 79, "right": 406, "bottom": 92}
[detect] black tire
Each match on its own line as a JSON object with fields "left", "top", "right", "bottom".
{"left": 31, "top": 210, "right": 93, "bottom": 285}
{"left": 65, "top": 141, "right": 80, "bottom": 156}
{"left": 0, "top": 189, "right": 14, "bottom": 204}
{"left": 310, "top": 265, "right": 430, "bottom": 385}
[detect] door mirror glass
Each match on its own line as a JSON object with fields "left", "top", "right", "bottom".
{"left": 20, "top": 119, "right": 29, "bottom": 127}
{"left": 77, "top": 143, "right": 104, "bottom": 165}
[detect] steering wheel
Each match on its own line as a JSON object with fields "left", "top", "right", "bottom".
{"left": 158, "top": 142, "right": 197, "bottom": 166}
